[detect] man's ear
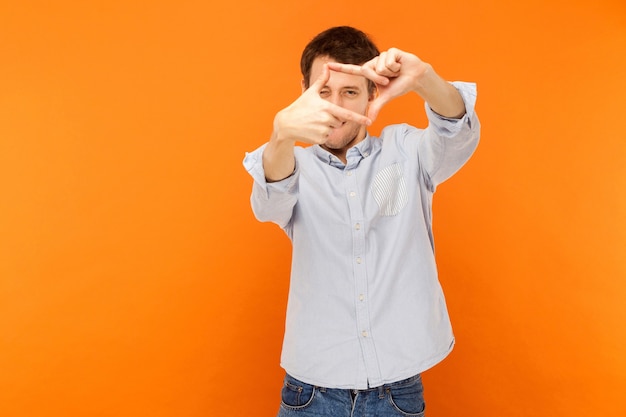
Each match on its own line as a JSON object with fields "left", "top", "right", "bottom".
{"left": 301, "top": 79, "right": 307, "bottom": 94}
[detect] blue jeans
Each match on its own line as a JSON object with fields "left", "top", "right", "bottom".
{"left": 277, "top": 373, "right": 426, "bottom": 417}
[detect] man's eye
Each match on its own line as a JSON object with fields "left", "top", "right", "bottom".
{"left": 344, "top": 90, "right": 358, "bottom": 97}
{"left": 319, "top": 90, "right": 330, "bottom": 98}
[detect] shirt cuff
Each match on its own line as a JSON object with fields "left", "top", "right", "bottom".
{"left": 424, "top": 81, "right": 477, "bottom": 137}
{"left": 243, "top": 143, "right": 299, "bottom": 199}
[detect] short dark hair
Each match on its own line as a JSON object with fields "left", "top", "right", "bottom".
{"left": 300, "top": 26, "right": 380, "bottom": 93}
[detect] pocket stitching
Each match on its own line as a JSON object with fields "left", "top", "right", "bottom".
{"left": 280, "top": 382, "right": 317, "bottom": 411}
{"left": 387, "top": 393, "right": 425, "bottom": 417}
{"left": 386, "top": 385, "right": 426, "bottom": 417}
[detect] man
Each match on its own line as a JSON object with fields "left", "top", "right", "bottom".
{"left": 243, "top": 26, "right": 480, "bottom": 416}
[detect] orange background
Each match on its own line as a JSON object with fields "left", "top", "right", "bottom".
{"left": 1, "top": 1, "right": 625, "bottom": 416}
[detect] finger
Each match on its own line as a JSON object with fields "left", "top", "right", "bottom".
{"left": 325, "top": 62, "right": 364, "bottom": 76}
{"left": 375, "top": 51, "right": 388, "bottom": 74}
{"left": 309, "top": 63, "right": 331, "bottom": 92}
{"left": 374, "top": 50, "right": 401, "bottom": 76}
{"left": 326, "top": 114, "right": 344, "bottom": 129}
{"left": 326, "top": 61, "right": 389, "bottom": 86}
{"left": 384, "top": 48, "right": 402, "bottom": 73}
{"left": 366, "top": 95, "right": 390, "bottom": 122}
{"left": 325, "top": 101, "right": 372, "bottom": 126}
{"left": 359, "top": 64, "right": 391, "bottom": 86}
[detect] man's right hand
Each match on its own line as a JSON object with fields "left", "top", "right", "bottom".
{"left": 262, "top": 64, "right": 371, "bottom": 182}
{"left": 272, "top": 64, "right": 372, "bottom": 146}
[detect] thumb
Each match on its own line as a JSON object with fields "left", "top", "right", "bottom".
{"left": 367, "top": 96, "right": 388, "bottom": 122}
{"left": 309, "top": 64, "right": 331, "bottom": 92}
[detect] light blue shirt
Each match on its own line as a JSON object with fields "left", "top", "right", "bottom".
{"left": 243, "top": 82, "right": 480, "bottom": 389}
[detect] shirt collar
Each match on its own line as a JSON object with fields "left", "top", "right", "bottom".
{"left": 313, "top": 133, "right": 375, "bottom": 169}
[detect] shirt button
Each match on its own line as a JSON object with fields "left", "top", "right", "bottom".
{"left": 355, "top": 223, "right": 361, "bottom": 230}
{"left": 359, "top": 294, "right": 364, "bottom": 301}
{"left": 362, "top": 331, "right": 368, "bottom": 337}
{"left": 349, "top": 191, "right": 356, "bottom": 197}
{"left": 356, "top": 257, "right": 362, "bottom": 264}
{"left": 346, "top": 171, "right": 352, "bottom": 176}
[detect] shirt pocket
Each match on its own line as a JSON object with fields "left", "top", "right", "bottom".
{"left": 371, "top": 162, "right": 408, "bottom": 216}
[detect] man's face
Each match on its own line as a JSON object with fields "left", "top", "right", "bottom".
{"left": 306, "top": 56, "right": 373, "bottom": 157}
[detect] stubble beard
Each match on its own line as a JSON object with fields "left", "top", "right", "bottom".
{"left": 322, "top": 122, "right": 365, "bottom": 155}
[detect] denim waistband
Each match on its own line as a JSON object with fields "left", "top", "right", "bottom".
{"left": 353, "top": 374, "right": 421, "bottom": 393}
{"left": 287, "top": 373, "right": 421, "bottom": 393}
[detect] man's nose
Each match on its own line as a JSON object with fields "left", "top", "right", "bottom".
{"left": 326, "top": 93, "right": 342, "bottom": 107}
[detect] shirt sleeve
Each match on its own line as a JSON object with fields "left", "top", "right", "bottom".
{"left": 419, "top": 81, "right": 481, "bottom": 190}
{"left": 243, "top": 143, "right": 299, "bottom": 229}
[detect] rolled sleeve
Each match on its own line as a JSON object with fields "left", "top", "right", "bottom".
{"left": 243, "top": 143, "right": 299, "bottom": 227}
{"left": 419, "top": 81, "right": 480, "bottom": 188}
{"left": 424, "top": 81, "right": 477, "bottom": 137}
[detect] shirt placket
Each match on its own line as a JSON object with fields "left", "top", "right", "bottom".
{"left": 344, "top": 157, "right": 382, "bottom": 388}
